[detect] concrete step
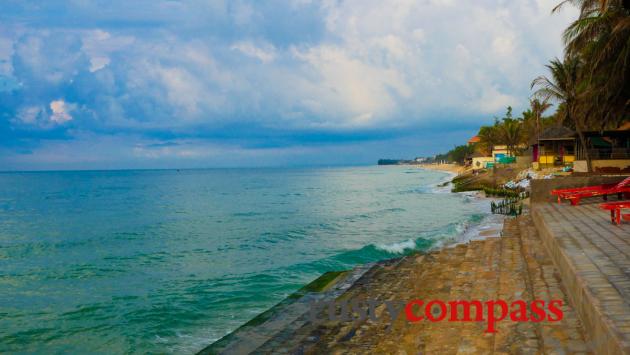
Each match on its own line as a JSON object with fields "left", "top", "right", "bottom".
{"left": 518, "top": 215, "right": 588, "bottom": 354}
{"left": 493, "top": 218, "right": 540, "bottom": 354}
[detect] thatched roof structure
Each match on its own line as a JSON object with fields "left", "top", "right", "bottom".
{"left": 538, "top": 126, "right": 575, "bottom": 140}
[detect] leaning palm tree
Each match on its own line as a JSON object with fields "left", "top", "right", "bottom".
{"left": 531, "top": 57, "right": 595, "bottom": 171}
{"left": 531, "top": 58, "right": 581, "bottom": 124}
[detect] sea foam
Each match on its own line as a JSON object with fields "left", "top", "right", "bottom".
{"left": 375, "top": 239, "right": 417, "bottom": 254}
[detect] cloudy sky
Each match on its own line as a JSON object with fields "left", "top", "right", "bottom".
{"left": 0, "top": 0, "right": 577, "bottom": 170}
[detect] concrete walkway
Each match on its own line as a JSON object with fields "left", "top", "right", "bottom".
{"left": 532, "top": 202, "right": 630, "bottom": 354}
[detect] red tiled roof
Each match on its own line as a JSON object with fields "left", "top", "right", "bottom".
{"left": 468, "top": 136, "right": 481, "bottom": 144}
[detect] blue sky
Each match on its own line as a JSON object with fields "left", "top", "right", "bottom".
{"left": 0, "top": 0, "right": 577, "bottom": 170}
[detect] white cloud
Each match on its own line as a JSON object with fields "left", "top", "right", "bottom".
{"left": 214, "top": 0, "right": 576, "bottom": 129}
{"left": 411, "top": 28, "right": 426, "bottom": 43}
{"left": 81, "top": 29, "right": 135, "bottom": 72}
{"left": 476, "top": 86, "right": 519, "bottom": 114}
{"left": 89, "top": 56, "right": 111, "bottom": 72}
{"left": 231, "top": 41, "right": 276, "bottom": 63}
{"left": 292, "top": 0, "right": 577, "bottom": 123}
{"left": 291, "top": 44, "right": 411, "bottom": 126}
{"left": 50, "top": 100, "right": 74, "bottom": 124}
{"left": 13, "top": 101, "right": 76, "bottom": 127}
{"left": 429, "top": 0, "right": 454, "bottom": 6}
{"left": 1, "top": 0, "right": 580, "bottom": 148}
{"left": 0, "top": 0, "right": 587, "bottom": 170}
{"left": 17, "top": 106, "right": 45, "bottom": 124}
{"left": 492, "top": 35, "right": 516, "bottom": 57}
{"left": 158, "top": 67, "right": 204, "bottom": 116}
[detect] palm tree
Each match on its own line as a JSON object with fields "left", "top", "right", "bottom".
{"left": 531, "top": 58, "right": 582, "bottom": 124}
{"left": 531, "top": 57, "right": 595, "bottom": 171}
{"left": 477, "top": 122, "right": 501, "bottom": 156}
{"left": 554, "top": 0, "right": 630, "bottom": 128}
{"left": 499, "top": 118, "right": 524, "bottom": 157}
{"left": 520, "top": 99, "right": 551, "bottom": 150}
{"left": 530, "top": 98, "right": 552, "bottom": 136}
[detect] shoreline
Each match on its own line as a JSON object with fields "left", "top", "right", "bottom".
{"left": 201, "top": 209, "right": 589, "bottom": 354}
{"left": 422, "top": 164, "right": 504, "bottom": 250}
{"left": 201, "top": 168, "right": 505, "bottom": 353}
{"left": 202, "top": 166, "right": 630, "bottom": 354}
{"left": 416, "top": 162, "right": 465, "bottom": 175}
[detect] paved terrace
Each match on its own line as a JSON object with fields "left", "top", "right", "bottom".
{"left": 532, "top": 201, "right": 630, "bottom": 354}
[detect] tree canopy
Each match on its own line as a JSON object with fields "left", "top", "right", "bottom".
{"left": 431, "top": 0, "right": 628, "bottom": 169}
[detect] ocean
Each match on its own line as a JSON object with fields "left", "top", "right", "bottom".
{"left": 0, "top": 166, "right": 497, "bottom": 353}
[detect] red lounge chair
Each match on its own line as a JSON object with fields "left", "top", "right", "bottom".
{"left": 599, "top": 201, "right": 630, "bottom": 225}
{"left": 551, "top": 176, "right": 630, "bottom": 205}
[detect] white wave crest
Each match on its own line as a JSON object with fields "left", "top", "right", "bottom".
{"left": 427, "top": 171, "right": 458, "bottom": 194}
{"left": 375, "top": 239, "right": 416, "bottom": 254}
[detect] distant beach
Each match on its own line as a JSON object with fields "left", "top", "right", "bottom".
{"left": 416, "top": 162, "right": 465, "bottom": 175}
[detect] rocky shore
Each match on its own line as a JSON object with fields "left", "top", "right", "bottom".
{"left": 199, "top": 167, "right": 605, "bottom": 354}
{"left": 278, "top": 214, "right": 587, "bottom": 354}
{"left": 201, "top": 209, "right": 590, "bottom": 354}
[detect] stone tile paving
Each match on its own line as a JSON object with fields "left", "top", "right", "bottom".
{"left": 532, "top": 202, "right": 630, "bottom": 354}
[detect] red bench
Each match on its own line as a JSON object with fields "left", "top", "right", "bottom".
{"left": 551, "top": 177, "right": 630, "bottom": 205}
{"left": 599, "top": 201, "right": 630, "bottom": 225}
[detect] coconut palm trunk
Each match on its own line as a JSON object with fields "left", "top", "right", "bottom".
{"left": 531, "top": 57, "right": 594, "bottom": 172}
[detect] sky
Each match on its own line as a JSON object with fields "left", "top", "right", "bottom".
{"left": 0, "top": 0, "right": 578, "bottom": 170}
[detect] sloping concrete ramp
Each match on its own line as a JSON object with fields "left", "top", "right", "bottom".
{"left": 197, "top": 264, "right": 375, "bottom": 354}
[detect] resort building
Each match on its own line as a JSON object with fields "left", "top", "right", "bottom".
{"left": 465, "top": 134, "right": 521, "bottom": 169}
{"left": 528, "top": 124, "right": 630, "bottom": 172}
{"left": 491, "top": 145, "right": 510, "bottom": 160}
{"left": 471, "top": 152, "right": 494, "bottom": 170}
{"left": 465, "top": 136, "right": 493, "bottom": 170}
{"left": 467, "top": 135, "right": 481, "bottom": 145}
{"left": 531, "top": 127, "right": 576, "bottom": 169}
{"left": 573, "top": 125, "right": 630, "bottom": 173}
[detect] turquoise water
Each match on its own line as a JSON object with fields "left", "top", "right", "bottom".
{"left": 0, "top": 166, "right": 490, "bottom": 353}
